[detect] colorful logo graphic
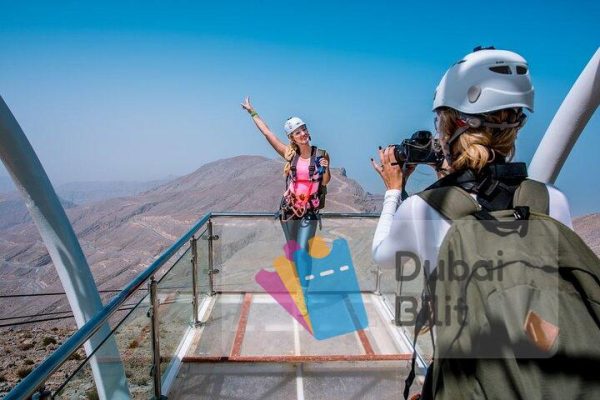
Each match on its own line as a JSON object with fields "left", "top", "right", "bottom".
{"left": 255, "top": 236, "right": 368, "bottom": 340}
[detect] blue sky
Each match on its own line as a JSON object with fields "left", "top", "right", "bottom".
{"left": 0, "top": 1, "right": 598, "bottom": 215}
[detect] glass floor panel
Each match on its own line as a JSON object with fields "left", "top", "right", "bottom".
{"left": 169, "top": 363, "right": 298, "bottom": 399}
{"left": 303, "top": 361, "right": 419, "bottom": 400}
{"left": 188, "top": 293, "right": 411, "bottom": 359}
{"left": 171, "top": 293, "right": 420, "bottom": 399}
{"left": 193, "top": 294, "right": 244, "bottom": 357}
{"left": 169, "top": 361, "right": 423, "bottom": 400}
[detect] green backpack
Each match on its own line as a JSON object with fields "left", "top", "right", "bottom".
{"left": 405, "top": 179, "right": 600, "bottom": 400}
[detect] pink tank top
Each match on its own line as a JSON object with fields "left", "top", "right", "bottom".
{"left": 287, "top": 157, "right": 319, "bottom": 204}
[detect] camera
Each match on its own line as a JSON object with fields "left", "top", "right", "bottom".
{"left": 392, "top": 130, "right": 443, "bottom": 166}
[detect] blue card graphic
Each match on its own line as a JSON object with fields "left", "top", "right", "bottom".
{"left": 293, "top": 238, "right": 368, "bottom": 340}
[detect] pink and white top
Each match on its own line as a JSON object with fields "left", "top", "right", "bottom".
{"left": 287, "top": 157, "right": 319, "bottom": 205}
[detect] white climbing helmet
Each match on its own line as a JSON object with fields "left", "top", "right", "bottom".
{"left": 433, "top": 47, "right": 534, "bottom": 114}
{"left": 284, "top": 116, "right": 306, "bottom": 135}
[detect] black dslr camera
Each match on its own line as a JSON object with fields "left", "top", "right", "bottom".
{"left": 393, "top": 130, "right": 444, "bottom": 166}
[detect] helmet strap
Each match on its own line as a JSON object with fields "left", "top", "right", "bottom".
{"left": 448, "top": 112, "right": 527, "bottom": 145}
{"left": 447, "top": 125, "right": 470, "bottom": 145}
{"left": 442, "top": 139, "right": 454, "bottom": 166}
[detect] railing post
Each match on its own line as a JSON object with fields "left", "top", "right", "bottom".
{"left": 207, "top": 219, "right": 217, "bottom": 296}
{"left": 374, "top": 265, "right": 382, "bottom": 296}
{"left": 190, "top": 236, "right": 200, "bottom": 326}
{"left": 148, "top": 277, "right": 162, "bottom": 399}
{"left": 394, "top": 280, "right": 403, "bottom": 326}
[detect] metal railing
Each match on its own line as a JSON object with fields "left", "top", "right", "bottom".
{"left": 5, "top": 213, "right": 212, "bottom": 400}
{"left": 5, "top": 211, "right": 382, "bottom": 400}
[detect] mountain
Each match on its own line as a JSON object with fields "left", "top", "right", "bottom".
{"left": 0, "top": 176, "right": 174, "bottom": 205}
{"left": 0, "top": 192, "right": 76, "bottom": 230}
{"left": 0, "top": 155, "right": 380, "bottom": 320}
{"left": 573, "top": 213, "right": 600, "bottom": 256}
{"left": 55, "top": 178, "right": 175, "bottom": 204}
{"left": 0, "top": 175, "right": 15, "bottom": 193}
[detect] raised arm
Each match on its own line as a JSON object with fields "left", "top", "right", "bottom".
{"left": 241, "top": 97, "right": 288, "bottom": 158}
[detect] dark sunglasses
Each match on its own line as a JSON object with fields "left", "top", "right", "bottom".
{"left": 292, "top": 125, "right": 308, "bottom": 135}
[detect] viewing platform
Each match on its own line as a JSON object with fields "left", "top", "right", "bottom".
{"left": 5, "top": 212, "right": 430, "bottom": 400}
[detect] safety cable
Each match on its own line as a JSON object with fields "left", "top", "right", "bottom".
{"left": 0, "top": 305, "right": 138, "bottom": 328}
{"left": 0, "top": 288, "right": 146, "bottom": 299}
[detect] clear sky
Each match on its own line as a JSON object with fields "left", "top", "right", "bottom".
{"left": 0, "top": 1, "right": 598, "bottom": 216}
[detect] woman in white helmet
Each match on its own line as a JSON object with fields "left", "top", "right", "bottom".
{"left": 371, "top": 47, "right": 575, "bottom": 399}
{"left": 241, "top": 97, "right": 330, "bottom": 252}
{"left": 371, "top": 46, "right": 572, "bottom": 275}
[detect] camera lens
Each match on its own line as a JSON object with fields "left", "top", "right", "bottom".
{"left": 393, "top": 144, "right": 407, "bottom": 165}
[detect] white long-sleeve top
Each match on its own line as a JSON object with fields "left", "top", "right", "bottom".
{"left": 372, "top": 185, "right": 573, "bottom": 275}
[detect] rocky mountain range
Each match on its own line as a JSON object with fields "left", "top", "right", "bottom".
{"left": 0, "top": 175, "right": 14, "bottom": 193}
{"left": 573, "top": 213, "right": 600, "bottom": 256}
{"left": 0, "top": 175, "right": 174, "bottom": 205}
{"left": 0, "top": 155, "right": 382, "bottom": 320}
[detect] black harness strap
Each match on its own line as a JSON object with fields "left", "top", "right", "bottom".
{"left": 425, "top": 162, "right": 528, "bottom": 212}
{"left": 290, "top": 152, "right": 301, "bottom": 181}
{"left": 308, "top": 145, "right": 316, "bottom": 180}
{"left": 290, "top": 146, "right": 322, "bottom": 182}
{"left": 282, "top": 146, "right": 327, "bottom": 219}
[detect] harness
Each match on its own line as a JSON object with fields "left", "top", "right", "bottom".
{"left": 425, "top": 161, "right": 529, "bottom": 212}
{"left": 290, "top": 145, "right": 323, "bottom": 183}
{"left": 280, "top": 146, "right": 327, "bottom": 221}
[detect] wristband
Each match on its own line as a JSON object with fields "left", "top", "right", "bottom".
{"left": 250, "top": 110, "right": 258, "bottom": 117}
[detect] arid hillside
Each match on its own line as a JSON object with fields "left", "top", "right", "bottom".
{"left": 0, "top": 155, "right": 381, "bottom": 319}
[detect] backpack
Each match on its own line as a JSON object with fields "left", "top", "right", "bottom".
{"left": 403, "top": 166, "right": 600, "bottom": 400}
{"left": 281, "top": 146, "right": 328, "bottom": 216}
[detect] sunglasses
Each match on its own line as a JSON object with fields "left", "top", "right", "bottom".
{"left": 292, "top": 125, "right": 308, "bottom": 136}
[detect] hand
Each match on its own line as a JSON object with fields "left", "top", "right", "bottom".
{"left": 371, "top": 146, "right": 415, "bottom": 190}
{"left": 319, "top": 158, "right": 329, "bottom": 169}
{"left": 241, "top": 96, "right": 254, "bottom": 113}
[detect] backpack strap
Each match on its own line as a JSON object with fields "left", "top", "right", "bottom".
{"left": 513, "top": 179, "right": 550, "bottom": 215}
{"left": 403, "top": 273, "right": 438, "bottom": 400}
{"left": 308, "top": 146, "right": 317, "bottom": 180}
{"left": 289, "top": 152, "right": 300, "bottom": 181}
{"left": 291, "top": 147, "right": 325, "bottom": 182}
{"left": 417, "top": 186, "right": 481, "bottom": 220}
{"left": 424, "top": 163, "right": 528, "bottom": 212}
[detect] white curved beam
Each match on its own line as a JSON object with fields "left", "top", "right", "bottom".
{"left": 0, "top": 96, "right": 130, "bottom": 399}
{"left": 529, "top": 48, "right": 600, "bottom": 183}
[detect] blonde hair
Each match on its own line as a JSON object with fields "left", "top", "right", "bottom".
{"left": 283, "top": 138, "right": 299, "bottom": 176}
{"left": 437, "top": 108, "right": 523, "bottom": 172}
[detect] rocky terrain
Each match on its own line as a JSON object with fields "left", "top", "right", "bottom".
{"left": 0, "top": 176, "right": 14, "bottom": 193}
{"left": 0, "top": 176, "right": 173, "bottom": 205}
{"left": 0, "top": 327, "right": 81, "bottom": 396}
{"left": 573, "top": 213, "right": 600, "bottom": 256}
{"left": 0, "top": 192, "right": 76, "bottom": 230}
{"left": 55, "top": 178, "right": 175, "bottom": 205}
{"left": 0, "top": 155, "right": 380, "bottom": 319}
